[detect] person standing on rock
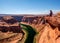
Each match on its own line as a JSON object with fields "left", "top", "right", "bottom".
{"left": 49, "top": 10, "right": 53, "bottom": 16}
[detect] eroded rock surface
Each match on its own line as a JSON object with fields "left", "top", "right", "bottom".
{"left": 0, "top": 16, "right": 24, "bottom": 43}
{"left": 21, "top": 13, "right": 60, "bottom": 43}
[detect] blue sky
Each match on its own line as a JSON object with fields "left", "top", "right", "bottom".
{"left": 0, "top": 0, "right": 60, "bottom": 14}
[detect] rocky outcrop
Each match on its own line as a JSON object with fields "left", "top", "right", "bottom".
{"left": 0, "top": 16, "right": 24, "bottom": 43}
{"left": 38, "top": 23, "right": 60, "bottom": 43}
{"left": 21, "top": 13, "right": 60, "bottom": 43}
{"left": 22, "top": 16, "right": 42, "bottom": 24}
{"left": 0, "top": 16, "right": 22, "bottom": 33}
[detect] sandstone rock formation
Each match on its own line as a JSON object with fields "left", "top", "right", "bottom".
{"left": 0, "top": 16, "right": 22, "bottom": 33}
{"left": 0, "top": 16, "right": 24, "bottom": 43}
{"left": 21, "top": 12, "right": 60, "bottom": 43}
